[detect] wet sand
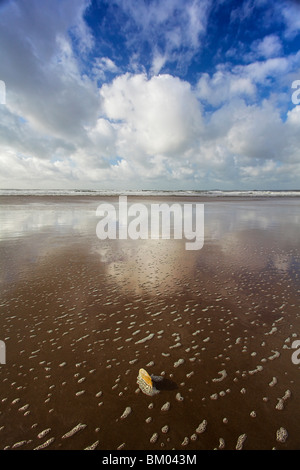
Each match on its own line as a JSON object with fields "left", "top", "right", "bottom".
{"left": 0, "top": 196, "right": 300, "bottom": 450}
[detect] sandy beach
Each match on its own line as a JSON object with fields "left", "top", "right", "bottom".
{"left": 0, "top": 195, "right": 299, "bottom": 450}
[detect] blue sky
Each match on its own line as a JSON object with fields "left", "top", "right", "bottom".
{"left": 0, "top": 0, "right": 300, "bottom": 189}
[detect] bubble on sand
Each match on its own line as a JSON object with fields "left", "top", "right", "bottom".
{"left": 161, "top": 402, "right": 170, "bottom": 411}
{"left": 212, "top": 370, "right": 227, "bottom": 383}
{"left": 174, "top": 358, "right": 184, "bottom": 368}
{"left": 18, "top": 404, "right": 29, "bottom": 412}
{"left": 135, "top": 333, "right": 154, "bottom": 344}
{"left": 210, "top": 393, "right": 218, "bottom": 400}
{"left": 268, "top": 350, "right": 280, "bottom": 360}
{"left": 219, "top": 438, "right": 225, "bottom": 449}
{"left": 196, "top": 420, "right": 207, "bottom": 434}
{"left": 120, "top": 407, "right": 132, "bottom": 419}
{"left": 62, "top": 423, "right": 87, "bottom": 439}
{"left": 84, "top": 440, "right": 99, "bottom": 450}
{"left": 236, "top": 433, "right": 247, "bottom": 450}
{"left": 176, "top": 392, "right": 184, "bottom": 402}
{"left": 12, "top": 440, "right": 27, "bottom": 449}
{"left": 33, "top": 438, "right": 55, "bottom": 450}
{"left": 269, "top": 377, "right": 277, "bottom": 387}
{"left": 150, "top": 432, "right": 159, "bottom": 443}
{"left": 186, "top": 371, "right": 194, "bottom": 379}
{"left": 37, "top": 428, "right": 51, "bottom": 439}
{"left": 275, "top": 390, "right": 291, "bottom": 410}
{"left": 11, "top": 398, "right": 20, "bottom": 405}
{"left": 276, "top": 427, "right": 288, "bottom": 443}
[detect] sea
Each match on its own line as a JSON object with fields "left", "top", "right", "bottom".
{"left": 0, "top": 189, "right": 299, "bottom": 197}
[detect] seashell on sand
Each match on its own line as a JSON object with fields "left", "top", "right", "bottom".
{"left": 137, "top": 368, "right": 160, "bottom": 396}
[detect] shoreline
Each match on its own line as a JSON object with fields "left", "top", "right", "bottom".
{"left": 0, "top": 194, "right": 300, "bottom": 206}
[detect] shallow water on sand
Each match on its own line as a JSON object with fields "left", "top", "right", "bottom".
{"left": 0, "top": 196, "right": 299, "bottom": 450}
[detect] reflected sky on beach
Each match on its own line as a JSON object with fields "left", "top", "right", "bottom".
{"left": 1, "top": 197, "right": 299, "bottom": 294}
{"left": 0, "top": 202, "right": 96, "bottom": 240}
{"left": 1, "top": 198, "right": 299, "bottom": 242}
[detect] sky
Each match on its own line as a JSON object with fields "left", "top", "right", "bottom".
{"left": 0, "top": 0, "right": 300, "bottom": 190}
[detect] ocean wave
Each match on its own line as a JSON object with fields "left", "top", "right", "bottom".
{"left": 0, "top": 189, "right": 299, "bottom": 197}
